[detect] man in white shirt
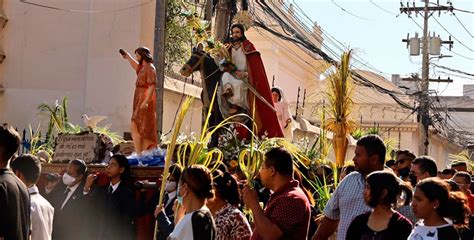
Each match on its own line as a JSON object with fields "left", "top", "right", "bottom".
{"left": 11, "top": 154, "right": 54, "bottom": 240}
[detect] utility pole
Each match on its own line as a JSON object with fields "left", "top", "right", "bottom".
{"left": 420, "top": 0, "right": 430, "bottom": 156}
{"left": 214, "top": 0, "right": 232, "bottom": 40}
{"left": 400, "top": 0, "right": 453, "bottom": 155}
{"left": 204, "top": 0, "right": 213, "bottom": 23}
{"left": 153, "top": 0, "right": 167, "bottom": 135}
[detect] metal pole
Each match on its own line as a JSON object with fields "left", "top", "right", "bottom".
{"left": 153, "top": 0, "right": 167, "bottom": 136}
{"left": 420, "top": 0, "right": 430, "bottom": 155}
{"left": 152, "top": 1, "right": 166, "bottom": 239}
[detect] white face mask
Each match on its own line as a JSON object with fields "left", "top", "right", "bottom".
{"left": 62, "top": 173, "right": 76, "bottom": 186}
{"left": 165, "top": 181, "right": 177, "bottom": 193}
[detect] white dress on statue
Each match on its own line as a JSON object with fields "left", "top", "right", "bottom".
{"left": 219, "top": 45, "right": 249, "bottom": 119}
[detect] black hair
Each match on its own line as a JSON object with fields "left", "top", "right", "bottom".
{"left": 0, "top": 124, "right": 21, "bottom": 163}
{"left": 441, "top": 168, "right": 457, "bottom": 176}
{"left": 356, "top": 135, "right": 386, "bottom": 165}
{"left": 168, "top": 164, "right": 182, "bottom": 182}
{"left": 453, "top": 171, "right": 472, "bottom": 185}
{"left": 451, "top": 161, "right": 468, "bottom": 168}
{"left": 293, "top": 170, "right": 315, "bottom": 205}
{"left": 366, "top": 171, "right": 401, "bottom": 208}
{"left": 230, "top": 23, "right": 247, "bottom": 41}
{"left": 181, "top": 164, "right": 214, "bottom": 200}
{"left": 110, "top": 154, "right": 132, "bottom": 184}
{"left": 70, "top": 159, "right": 88, "bottom": 178}
{"left": 135, "top": 47, "right": 153, "bottom": 64}
{"left": 10, "top": 154, "right": 41, "bottom": 184}
{"left": 386, "top": 159, "right": 396, "bottom": 167}
{"left": 271, "top": 88, "right": 282, "bottom": 101}
{"left": 417, "top": 178, "right": 470, "bottom": 226}
{"left": 445, "top": 179, "right": 461, "bottom": 191}
{"left": 412, "top": 156, "right": 438, "bottom": 177}
{"left": 213, "top": 170, "right": 240, "bottom": 205}
{"left": 396, "top": 150, "right": 416, "bottom": 161}
{"left": 264, "top": 147, "right": 293, "bottom": 177}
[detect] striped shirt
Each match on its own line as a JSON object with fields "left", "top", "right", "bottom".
{"left": 323, "top": 171, "right": 371, "bottom": 240}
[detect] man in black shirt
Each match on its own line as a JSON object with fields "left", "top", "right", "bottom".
{"left": 0, "top": 124, "right": 30, "bottom": 240}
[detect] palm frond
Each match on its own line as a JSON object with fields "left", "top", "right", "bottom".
{"left": 94, "top": 125, "right": 124, "bottom": 145}
{"left": 324, "top": 50, "right": 357, "bottom": 167}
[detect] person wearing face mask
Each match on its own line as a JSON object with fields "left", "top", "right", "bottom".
{"left": 151, "top": 164, "right": 182, "bottom": 240}
{"left": 44, "top": 159, "right": 88, "bottom": 240}
{"left": 167, "top": 164, "right": 216, "bottom": 240}
{"left": 395, "top": 150, "right": 416, "bottom": 182}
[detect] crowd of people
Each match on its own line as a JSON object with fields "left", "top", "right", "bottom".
{"left": 1, "top": 122, "right": 474, "bottom": 240}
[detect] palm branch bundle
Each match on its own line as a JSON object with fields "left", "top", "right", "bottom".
{"left": 26, "top": 124, "right": 54, "bottom": 160}
{"left": 325, "top": 51, "right": 357, "bottom": 168}
{"left": 37, "top": 97, "right": 78, "bottom": 142}
{"left": 157, "top": 96, "right": 194, "bottom": 206}
{"left": 176, "top": 87, "right": 249, "bottom": 172}
{"left": 154, "top": 96, "right": 194, "bottom": 240}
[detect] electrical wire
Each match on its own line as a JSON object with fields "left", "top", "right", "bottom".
{"left": 252, "top": 0, "right": 416, "bottom": 112}
{"left": 380, "top": 109, "right": 417, "bottom": 135}
{"left": 369, "top": 0, "right": 399, "bottom": 16}
{"left": 453, "top": 13, "right": 474, "bottom": 38}
{"left": 18, "top": 0, "right": 154, "bottom": 13}
{"left": 432, "top": 63, "right": 474, "bottom": 77}
{"left": 454, "top": 8, "right": 474, "bottom": 15}
{"left": 428, "top": 2, "right": 474, "bottom": 15}
{"left": 441, "top": 45, "right": 474, "bottom": 60}
{"left": 330, "top": 0, "right": 373, "bottom": 21}
{"left": 432, "top": 16, "right": 474, "bottom": 52}
{"left": 408, "top": 15, "right": 474, "bottom": 61}
{"left": 264, "top": 1, "right": 411, "bottom": 100}
{"left": 437, "top": 70, "right": 474, "bottom": 81}
{"left": 285, "top": 1, "right": 394, "bottom": 78}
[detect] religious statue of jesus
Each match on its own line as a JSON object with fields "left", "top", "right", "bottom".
{"left": 218, "top": 24, "right": 283, "bottom": 138}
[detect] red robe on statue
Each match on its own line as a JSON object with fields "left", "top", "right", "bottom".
{"left": 228, "top": 40, "right": 284, "bottom": 138}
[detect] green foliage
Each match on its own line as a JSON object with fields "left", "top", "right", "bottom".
{"left": 37, "top": 97, "right": 81, "bottom": 146}
{"left": 165, "top": 0, "right": 192, "bottom": 71}
{"left": 26, "top": 124, "right": 54, "bottom": 162}
{"left": 94, "top": 125, "right": 123, "bottom": 146}
{"left": 351, "top": 128, "right": 365, "bottom": 140}
{"left": 37, "top": 96, "right": 123, "bottom": 149}
{"left": 367, "top": 124, "right": 380, "bottom": 135}
{"left": 312, "top": 169, "right": 338, "bottom": 213}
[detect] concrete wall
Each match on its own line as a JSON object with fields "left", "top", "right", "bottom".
{"left": 0, "top": 0, "right": 201, "bottom": 137}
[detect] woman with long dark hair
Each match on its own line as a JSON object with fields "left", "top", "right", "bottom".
{"left": 84, "top": 154, "right": 136, "bottom": 240}
{"left": 207, "top": 170, "right": 251, "bottom": 240}
{"left": 120, "top": 47, "right": 158, "bottom": 154}
{"left": 347, "top": 171, "right": 413, "bottom": 240}
{"left": 409, "top": 177, "right": 470, "bottom": 240}
{"left": 168, "top": 165, "right": 216, "bottom": 239}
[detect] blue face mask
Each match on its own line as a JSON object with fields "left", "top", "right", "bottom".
{"left": 177, "top": 185, "right": 183, "bottom": 205}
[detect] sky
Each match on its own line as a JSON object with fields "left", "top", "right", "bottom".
{"left": 294, "top": 0, "right": 474, "bottom": 96}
